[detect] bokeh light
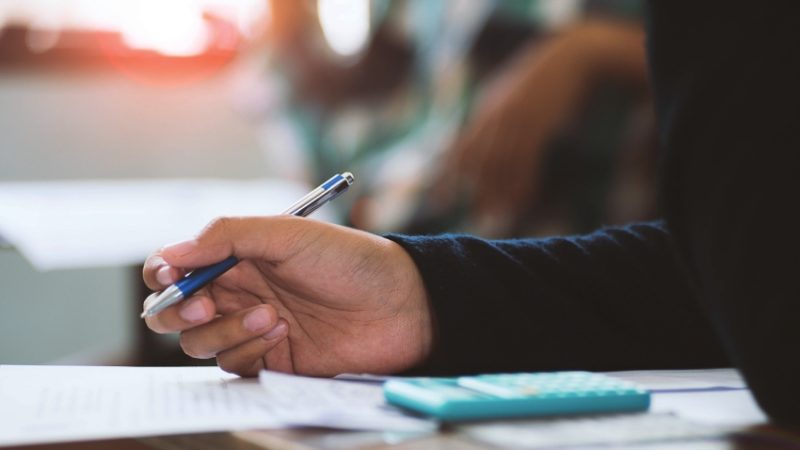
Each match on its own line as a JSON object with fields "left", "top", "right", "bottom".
{"left": 317, "top": 0, "right": 370, "bottom": 57}
{"left": 0, "top": 0, "right": 267, "bottom": 57}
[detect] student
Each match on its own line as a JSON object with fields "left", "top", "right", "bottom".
{"left": 143, "top": 1, "right": 800, "bottom": 422}
{"left": 420, "top": 19, "right": 651, "bottom": 238}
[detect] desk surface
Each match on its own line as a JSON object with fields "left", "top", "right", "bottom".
{"left": 4, "top": 426, "right": 799, "bottom": 450}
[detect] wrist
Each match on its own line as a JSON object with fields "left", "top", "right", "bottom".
{"left": 387, "top": 239, "right": 436, "bottom": 369}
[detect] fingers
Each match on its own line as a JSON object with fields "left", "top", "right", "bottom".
{"left": 179, "top": 304, "right": 282, "bottom": 359}
{"left": 144, "top": 294, "right": 217, "bottom": 334}
{"left": 144, "top": 215, "right": 319, "bottom": 292}
{"left": 141, "top": 217, "right": 307, "bottom": 377}
{"left": 158, "top": 216, "right": 319, "bottom": 269}
{"left": 142, "top": 254, "right": 185, "bottom": 291}
{"left": 262, "top": 334, "right": 294, "bottom": 374}
{"left": 216, "top": 319, "right": 291, "bottom": 376}
{"left": 144, "top": 290, "right": 291, "bottom": 377}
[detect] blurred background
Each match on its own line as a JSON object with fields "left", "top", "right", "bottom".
{"left": 0, "top": 0, "right": 657, "bottom": 366}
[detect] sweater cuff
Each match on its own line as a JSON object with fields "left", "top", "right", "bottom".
{"left": 384, "top": 233, "right": 499, "bottom": 375}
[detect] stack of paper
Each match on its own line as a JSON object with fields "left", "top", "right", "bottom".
{"left": 0, "top": 365, "right": 434, "bottom": 447}
{"left": 258, "top": 371, "right": 436, "bottom": 432}
{"left": 605, "top": 368, "right": 747, "bottom": 392}
{"left": 459, "top": 413, "right": 735, "bottom": 449}
{"left": 0, "top": 366, "right": 768, "bottom": 448}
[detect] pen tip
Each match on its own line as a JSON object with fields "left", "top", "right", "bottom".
{"left": 140, "top": 311, "right": 148, "bottom": 319}
{"left": 342, "top": 172, "right": 355, "bottom": 185}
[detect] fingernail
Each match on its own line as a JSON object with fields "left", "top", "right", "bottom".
{"left": 179, "top": 300, "right": 207, "bottom": 322}
{"left": 156, "top": 266, "right": 174, "bottom": 286}
{"left": 163, "top": 239, "right": 198, "bottom": 257}
{"left": 262, "top": 321, "right": 287, "bottom": 340}
{"left": 243, "top": 309, "right": 272, "bottom": 332}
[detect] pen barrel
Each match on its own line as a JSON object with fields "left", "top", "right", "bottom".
{"left": 282, "top": 173, "right": 352, "bottom": 217}
{"left": 175, "top": 255, "right": 239, "bottom": 298}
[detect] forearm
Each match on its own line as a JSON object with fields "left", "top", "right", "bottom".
{"left": 571, "top": 20, "right": 648, "bottom": 88}
{"left": 386, "top": 221, "right": 728, "bottom": 375}
{"left": 480, "top": 20, "right": 647, "bottom": 140}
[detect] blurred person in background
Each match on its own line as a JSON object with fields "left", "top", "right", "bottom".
{"left": 248, "top": 0, "right": 651, "bottom": 238}
{"left": 413, "top": 18, "right": 652, "bottom": 238}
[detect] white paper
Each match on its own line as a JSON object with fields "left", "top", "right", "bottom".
{"left": 606, "top": 369, "right": 765, "bottom": 427}
{"left": 458, "top": 368, "right": 766, "bottom": 449}
{"left": 651, "top": 390, "right": 767, "bottom": 427}
{"left": 333, "top": 373, "right": 395, "bottom": 383}
{"left": 258, "top": 371, "right": 437, "bottom": 433}
{"left": 605, "top": 368, "right": 746, "bottom": 392}
{"left": 0, "top": 365, "right": 286, "bottom": 447}
{"left": 0, "top": 366, "right": 765, "bottom": 447}
{"left": 459, "top": 413, "right": 734, "bottom": 450}
{"left": 334, "top": 369, "right": 749, "bottom": 392}
{"left": 0, "top": 178, "right": 334, "bottom": 271}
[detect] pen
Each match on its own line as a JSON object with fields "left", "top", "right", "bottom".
{"left": 140, "top": 172, "right": 355, "bottom": 319}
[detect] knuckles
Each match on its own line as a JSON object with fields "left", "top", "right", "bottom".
{"left": 200, "top": 216, "right": 239, "bottom": 240}
{"left": 142, "top": 255, "right": 167, "bottom": 290}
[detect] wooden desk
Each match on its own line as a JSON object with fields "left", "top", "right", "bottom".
{"left": 5, "top": 425, "right": 800, "bottom": 450}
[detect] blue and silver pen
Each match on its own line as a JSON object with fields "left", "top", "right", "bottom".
{"left": 140, "top": 172, "right": 355, "bottom": 318}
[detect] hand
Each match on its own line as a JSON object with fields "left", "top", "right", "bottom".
{"left": 431, "top": 20, "right": 646, "bottom": 237}
{"left": 142, "top": 216, "right": 433, "bottom": 377}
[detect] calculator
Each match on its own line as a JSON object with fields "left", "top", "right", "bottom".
{"left": 383, "top": 372, "right": 650, "bottom": 421}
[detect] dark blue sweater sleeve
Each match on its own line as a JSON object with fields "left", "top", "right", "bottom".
{"left": 386, "top": 221, "right": 728, "bottom": 376}
{"left": 647, "top": 1, "right": 800, "bottom": 422}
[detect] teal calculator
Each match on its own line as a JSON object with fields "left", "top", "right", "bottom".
{"left": 384, "top": 372, "right": 650, "bottom": 421}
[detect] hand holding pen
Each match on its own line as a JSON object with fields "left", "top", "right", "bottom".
{"left": 141, "top": 172, "right": 355, "bottom": 318}
{"left": 140, "top": 171, "right": 433, "bottom": 377}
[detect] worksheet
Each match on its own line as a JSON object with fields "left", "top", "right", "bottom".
{"left": 0, "top": 365, "right": 435, "bottom": 447}
{"left": 0, "top": 365, "right": 281, "bottom": 446}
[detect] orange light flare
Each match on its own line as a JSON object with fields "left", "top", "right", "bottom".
{"left": 96, "top": 1, "right": 261, "bottom": 86}
{"left": 96, "top": 13, "right": 241, "bottom": 86}
{"left": 0, "top": 0, "right": 270, "bottom": 85}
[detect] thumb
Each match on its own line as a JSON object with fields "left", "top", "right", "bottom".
{"left": 160, "top": 216, "right": 316, "bottom": 269}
